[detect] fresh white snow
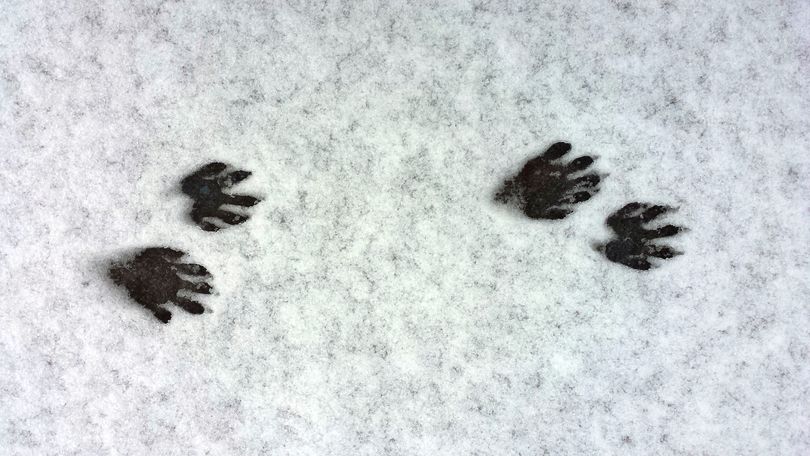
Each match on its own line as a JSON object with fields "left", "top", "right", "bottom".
{"left": 1, "top": 1, "right": 809, "bottom": 454}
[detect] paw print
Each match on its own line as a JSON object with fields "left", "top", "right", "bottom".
{"left": 496, "top": 142, "right": 602, "bottom": 219}
{"left": 181, "top": 162, "right": 262, "bottom": 231}
{"left": 599, "top": 202, "right": 685, "bottom": 270}
{"left": 109, "top": 248, "right": 213, "bottom": 323}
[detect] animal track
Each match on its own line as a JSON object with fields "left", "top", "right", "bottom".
{"left": 181, "top": 162, "right": 262, "bottom": 231}
{"left": 599, "top": 202, "right": 685, "bottom": 270}
{"left": 496, "top": 142, "right": 602, "bottom": 219}
{"left": 109, "top": 247, "right": 213, "bottom": 323}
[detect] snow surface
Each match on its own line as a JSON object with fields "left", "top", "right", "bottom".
{"left": 1, "top": 1, "right": 810, "bottom": 454}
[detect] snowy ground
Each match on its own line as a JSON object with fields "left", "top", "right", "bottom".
{"left": 2, "top": 1, "right": 810, "bottom": 454}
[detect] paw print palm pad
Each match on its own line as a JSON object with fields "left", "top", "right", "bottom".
{"left": 603, "top": 202, "right": 684, "bottom": 270}
{"left": 496, "top": 142, "right": 602, "bottom": 219}
{"left": 109, "top": 248, "right": 213, "bottom": 323}
{"left": 181, "top": 162, "right": 261, "bottom": 231}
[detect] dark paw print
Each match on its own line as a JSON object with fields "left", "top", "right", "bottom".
{"left": 181, "top": 162, "right": 262, "bottom": 231}
{"left": 109, "top": 247, "right": 213, "bottom": 323}
{"left": 496, "top": 142, "right": 602, "bottom": 219}
{"left": 599, "top": 202, "right": 685, "bottom": 270}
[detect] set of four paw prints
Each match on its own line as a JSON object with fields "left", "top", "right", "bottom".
{"left": 109, "top": 143, "right": 685, "bottom": 323}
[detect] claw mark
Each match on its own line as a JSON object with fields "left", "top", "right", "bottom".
{"left": 496, "top": 142, "right": 602, "bottom": 219}
{"left": 598, "top": 202, "right": 685, "bottom": 270}
{"left": 181, "top": 162, "right": 262, "bottom": 231}
{"left": 109, "top": 248, "right": 213, "bottom": 323}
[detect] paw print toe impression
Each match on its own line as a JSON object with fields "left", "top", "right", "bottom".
{"left": 600, "top": 202, "right": 685, "bottom": 270}
{"left": 181, "top": 162, "right": 262, "bottom": 232}
{"left": 109, "top": 247, "right": 213, "bottom": 323}
{"left": 496, "top": 142, "right": 602, "bottom": 220}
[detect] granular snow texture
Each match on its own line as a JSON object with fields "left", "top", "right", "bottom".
{"left": 1, "top": 1, "right": 809, "bottom": 454}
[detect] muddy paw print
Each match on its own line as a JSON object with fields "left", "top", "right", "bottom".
{"left": 109, "top": 247, "right": 213, "bottom": 323}
{"left": 599, "top": 202, "right": 685, "bottom": 270}
{"left": 181, "top": 162, "right": 262, "bottom": 231}
{"left": 496, "top": 142, "right": 602, "bottom": 219}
